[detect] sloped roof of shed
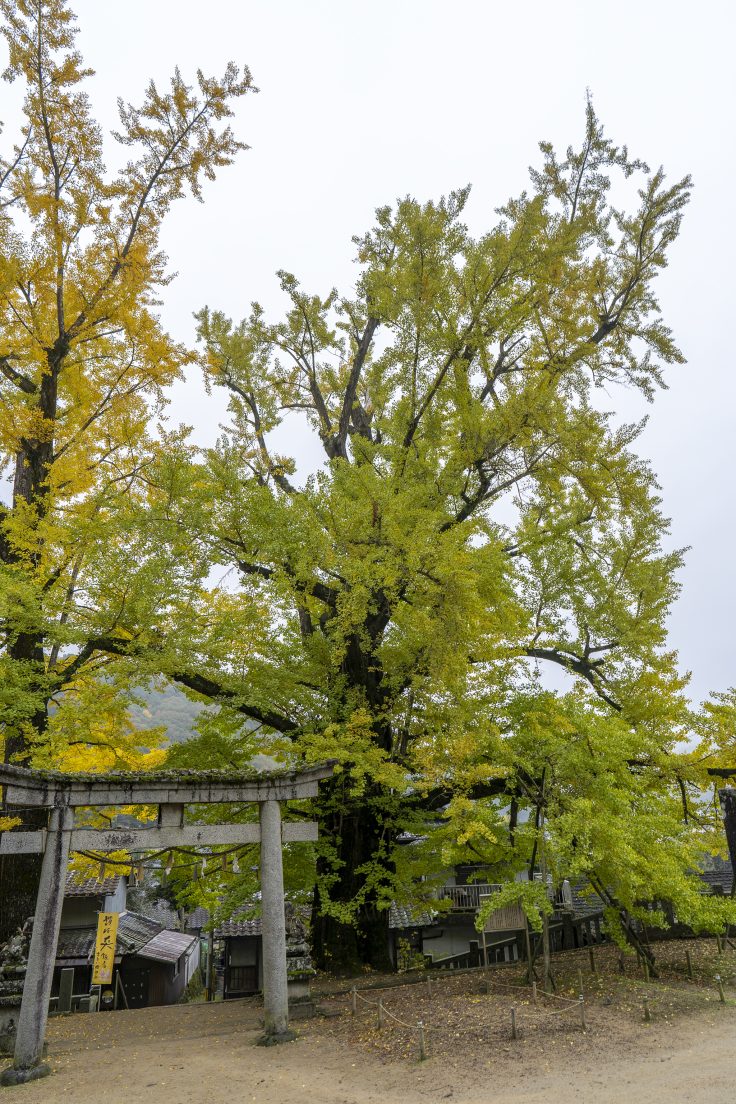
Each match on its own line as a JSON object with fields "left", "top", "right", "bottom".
{"left": 137, "top": 929, "right": 197, "bottom": 963}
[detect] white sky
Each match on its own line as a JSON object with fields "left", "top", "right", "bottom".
{"left": 2, "top": 0, "right": 734, "bottom": 707}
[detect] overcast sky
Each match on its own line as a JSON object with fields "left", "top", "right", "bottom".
{"left": 2, "top": 1, "right": 734, "bottom": 707}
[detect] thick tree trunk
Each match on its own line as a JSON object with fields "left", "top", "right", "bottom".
{"left": 311, "top": 797, "right": 394, "bottom": 974}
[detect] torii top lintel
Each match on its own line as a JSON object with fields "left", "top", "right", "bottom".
{"left": 0, "top": 761, "right": 337, "bottom": 808}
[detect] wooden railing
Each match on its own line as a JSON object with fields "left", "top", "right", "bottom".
{"left": 428, "top": 933, "right": 521, "bottom": 970}
{"left": 437, "top": 883, "right": 502, "bottom": 910}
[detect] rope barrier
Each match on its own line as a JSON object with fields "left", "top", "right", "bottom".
{"left": 481, "top": 974, "right": 581, "bottom": 1005}
{"left": 346, "top": 945, "right": 731, "bottom": 1048}
{"left": 350, "top": 985, "right": 429, "bottom": 1059}
{"left": 380, "top": 1002, "right": 417, "bottom": 1029}
{"left": 545, "top": 998, "right": 583, "bottom": 1017}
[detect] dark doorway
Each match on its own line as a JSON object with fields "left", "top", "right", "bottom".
{"left": 122, "top": 966, "right": 150, "bottom": 1008}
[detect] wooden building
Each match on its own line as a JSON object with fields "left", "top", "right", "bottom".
{"left": 52, "top": 873, "right": 199, "bottom": 1009}
{"left": 214, "top": 916, "right": 263, "bottom": 999}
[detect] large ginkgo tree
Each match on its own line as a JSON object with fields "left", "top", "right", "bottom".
{"left": 126, "top": 101, "right": 736, "bottom": 972}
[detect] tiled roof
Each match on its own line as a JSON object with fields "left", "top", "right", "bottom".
{"left": 214, "top": 916, "right": 262, "bottom": 938}
{"left": 117, "top": 911, "right": 163, "bottom": 952}
{"left": 65, "top": 872, "right": 123, "bottom": 898}
{"left": 569, "top": 884, "right": 606, "bottom": 918}
{"left": 389, "top": 905, "right": 435, "bottom": 929}
{"left": 139, "top": 899, "right": 181, "bottom": 930}
{"left": 186, "top": 906, "right": 210, "bottom": 931}
{"left": 137, "top": 930, "right": 197, "bottom": 964}
{"left": 56, "top": 927, "right": 97, "bottom": 960}
{"left": 55, "top": 911, "right": 197, "bottom": 964}
{"left": 701, "top": 870, "right": 734, "bottom": 895}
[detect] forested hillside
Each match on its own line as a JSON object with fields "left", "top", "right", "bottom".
{"left": 128, "top": 684, "right": 210, "bottom": 745}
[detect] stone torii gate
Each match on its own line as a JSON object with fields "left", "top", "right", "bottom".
{"left": 0, "top": 760, "right": 335, "bottom": 1086}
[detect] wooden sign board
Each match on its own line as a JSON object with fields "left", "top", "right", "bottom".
{"left": 91, "top": 912, "right": 119, "bottom": 986}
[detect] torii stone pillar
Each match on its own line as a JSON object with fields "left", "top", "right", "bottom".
{"left": 258, "top": 797, "right": 292, "bottom": 1042}
{"left": 1, "top": 807, "right": 72, "bottom": 1085}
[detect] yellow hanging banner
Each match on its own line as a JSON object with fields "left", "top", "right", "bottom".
{"left": 91, "top": 911, "right": 119, "bottom": 985}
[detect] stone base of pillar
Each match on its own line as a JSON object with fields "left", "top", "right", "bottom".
{"left": 255, "top": 1028, "right": 298, "bottom": 1047}
{"left": 289, "top": 1000, "right": 317, "bottom": 1020}
{"left": 0, "top": 1061, "right": 51, "bottom": 1086}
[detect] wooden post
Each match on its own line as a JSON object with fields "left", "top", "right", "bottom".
{"left": 481, "top": 927, "right": 489, "bottom": 973}
{"left": 351, "top": 986, "right": 357, "bottom": 1014}
{"left": 258, "top": 798, "right": 292, "bottom": 1043}
{"left": 577, "top": 967, "right": 584, "bottom": 997}
{"left": 588, "top": 946, "right": 597, "bottom": 975}
{"left": 524, "top": 921, "right": 533, "bottom": 974}
{"left": 716, "top": 974, "right": 725, "bottom": 1003}
{"left": 206, "top": 929, "right": 215, "bottom": 1001}
{"left": 537, "top": 804, "right": 552, "bottom": 993}
{"left": 1, "top": 807, "right": 73, "bottom": 1086}
{"left": 510, "top": 1006, "right": 517, "bottom": 1040}
{"left": 378, "top": 997, "right": 385, "bottom": 1029}
{"left": 618, "top": 951, "right": 626, "bottom": 975}
{"left": 643, "top": 997, "right": 651, "bottom": 1022}
{"left": 426, "top": 976, "right": 433, "bottom": 998}
{"left": 643, "top": 958, "right": 650, "bottom": 983}
{"left": 579, "top": 994, "right": 586, "bottom": 1031}
{"left": 532, "top": 980, "right": 537, "bottom": 1004}
{"left": 686, "top": 948, "right": 693, "bottom": 979}
{"left": 114, "top": 971, "right": 129, "bottom": 1010}
{"left": 418, "top": 1020, "right": 427, "bottom": 1060}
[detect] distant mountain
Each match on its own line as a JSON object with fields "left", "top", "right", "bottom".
{"left": 127, "top": 682, "right": 212, "bottom": 745}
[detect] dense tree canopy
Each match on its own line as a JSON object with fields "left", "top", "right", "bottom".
{"left": 121, "top": 104, "right": 736, "bottom": 968}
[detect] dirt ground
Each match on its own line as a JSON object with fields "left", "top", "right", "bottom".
{"left": 3, "top": 941, "right": 736, "bottom": 1104}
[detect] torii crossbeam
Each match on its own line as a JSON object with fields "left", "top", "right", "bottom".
{"left": 0, "top": 761, "right": 336, "bottom": 1085}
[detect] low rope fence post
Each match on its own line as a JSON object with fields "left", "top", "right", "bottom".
{"left": 378, "top": 997, "right": 385, "bottom": 1029}
{"left": 532, "top": 980, "right": 537, "bottom": 1005}
{"left": 579, "top": 993, "right": 586, "bottom": 1032}
{"left": 426, "top": 976, "right": 433, "bottom": 999}
{"left": 643, "top": 997, "right": 651, "bottom": 1023}
{"left": 716, "top": 974, "right": 725, "bottom": 1003}
{"left": 418, "top": 1020, "right": 427, "bottom": 1061}
{"left": 351, "top": 986, "right": 357, "bottom": 1015}
{"left": 577, "top": 968, "right": 584, "bottom": 997}
{"left": 643, "top": 958, "right": 650, "bottom": 983}
{"left": 510, "top": 1006, "right": 517, "bottom": 1040}
{"left": 588, "top": 947, "right": 597, "bottom": 975}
